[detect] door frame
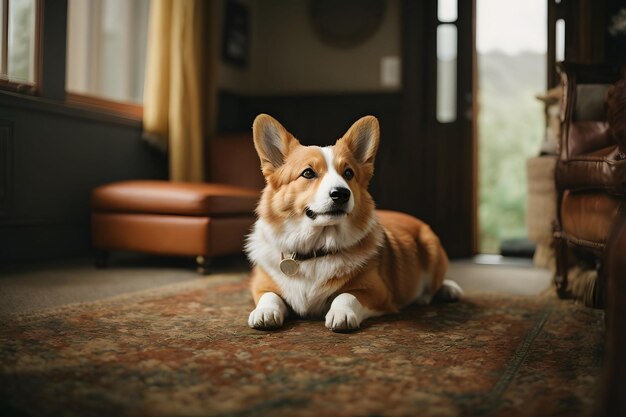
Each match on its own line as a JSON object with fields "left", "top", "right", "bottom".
{"left": 400, "top": 0, "right": 477, "bottom": 258}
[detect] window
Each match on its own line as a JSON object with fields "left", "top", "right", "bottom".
{"left": 555, "top": 18, "right": 565, "bottom": 62}
{"left": 436, "top": 0, "right": 458, "bottom": 123}
{"left": 436, "top": 24, "right": 457, "bottom": 123}
{"left": 0, "top": 0, "right": 38, "bottom": 91}
{"left": 66, "top": 0, "right": 150, "bottom": 107}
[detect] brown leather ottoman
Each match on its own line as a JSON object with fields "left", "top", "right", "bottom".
{"left": 91, "top": 180, "right": 259, "bottom": 272}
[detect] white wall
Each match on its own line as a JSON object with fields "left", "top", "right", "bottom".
{"left": 219, "top": 0, "right": 401, "bottom": 95}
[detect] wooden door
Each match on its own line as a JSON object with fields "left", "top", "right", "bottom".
{"left": 390, "top": 0, "right": 476, "bottom": 258}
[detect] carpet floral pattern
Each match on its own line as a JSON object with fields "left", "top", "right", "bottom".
{"left": 0, "top": 274, "right": 604, "bottom": 417}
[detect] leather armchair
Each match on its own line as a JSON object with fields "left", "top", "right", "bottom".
{"left": 553, "top": 63, "right": 626, "bottom": 308}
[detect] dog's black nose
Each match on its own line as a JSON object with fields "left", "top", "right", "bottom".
{"left": 330, "top": 187, "right": 351, "bottom": 204}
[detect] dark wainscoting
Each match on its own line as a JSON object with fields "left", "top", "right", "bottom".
{"left": 0, "top": 92, "right": 167, "bottom": 264}
{"left": 217, "top": 89, "right": 404, "bottom": 217}
{"left": 0, "top": 120, "right": 13, "bottom": 218}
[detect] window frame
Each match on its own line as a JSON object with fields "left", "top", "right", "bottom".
{"left": 0, "top": 0, "right": 41, "bottom": 95}
{"left": 435, "top": 0, "right": 459, "bottom": 124}
{"left": 66, "top": 92, "right": 143, "bottom": 120}
{"left": 0, "top": 0, "right": 145, "bottom": 121}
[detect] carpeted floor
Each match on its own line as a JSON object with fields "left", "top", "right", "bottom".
{"left": 0, "top": 273, "right": 604, "bottom": 417}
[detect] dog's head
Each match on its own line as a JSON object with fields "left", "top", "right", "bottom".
{"left": 252, "top": 114, "right": 380, "bottom": 250}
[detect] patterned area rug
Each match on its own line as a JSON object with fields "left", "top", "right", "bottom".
{"left": 0, "top": 273, "right": 604, "bottom": 417}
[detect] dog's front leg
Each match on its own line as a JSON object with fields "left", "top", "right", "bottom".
{"left": 325, "top": 293, "right": 379, "bottom": 332}
{"left": 248, "top": 292, "right": 288, "bottom": 330}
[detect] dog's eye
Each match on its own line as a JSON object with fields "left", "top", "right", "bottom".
{"left": 301, "top": 168, "right": 316, "bottom": 179}
{"left": 344, "top": 168, "right": 354, "bottom": 180}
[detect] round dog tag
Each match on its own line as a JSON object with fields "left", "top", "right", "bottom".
{"left": 280, "top": 256, "right": 299, "bottom": 276}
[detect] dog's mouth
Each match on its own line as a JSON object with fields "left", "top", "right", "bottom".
{"left": 305, "top": 208, "right": 347, "bottom": 220}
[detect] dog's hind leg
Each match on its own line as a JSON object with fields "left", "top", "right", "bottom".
{"left": 414, "top": 222, "right": 464, "bottom": 303}
{"left": 434, "top": 279, "right": 463, "bottom": 302}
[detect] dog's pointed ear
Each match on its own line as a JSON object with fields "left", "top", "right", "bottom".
{"left": 338, "top": 115, "right": 380, "bottom": 165}
{"left": 252, "top": 114, "right": 299, "bottom": 175}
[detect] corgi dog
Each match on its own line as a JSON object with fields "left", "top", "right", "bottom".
{"left": 245, "top": 114, "right": 462, "bottom": 332}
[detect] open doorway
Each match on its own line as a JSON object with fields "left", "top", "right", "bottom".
{"left": 476, "top": 0, "right": 547, "bottom": 254}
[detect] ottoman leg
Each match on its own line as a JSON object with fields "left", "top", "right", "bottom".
{"left": 94, "top": 250, "right": 110, "bottom": 269}
{"left": 196, "top": 256, "right": 211, "bottom": 275}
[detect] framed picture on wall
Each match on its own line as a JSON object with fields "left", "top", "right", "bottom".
{"left": 222, "top": 0, "right": 250, "bottom": 67}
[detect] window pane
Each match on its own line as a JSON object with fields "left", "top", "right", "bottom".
{"left": 66, "top": 0, "right": 150, "bottom": 104}
{"left": 556, "top": 19, "right": 565, "bottom": 62}
{"left": 100, "top": 0, "right": 127, "bottom": 100}
{"left": 438, "top": 0, "right": 457, "bottom": 22}
{"left": 7, "top": 0, "right": 36, "bottom": 83}
{"left": 436, "top": 24, "right": 457, "bottom": 123}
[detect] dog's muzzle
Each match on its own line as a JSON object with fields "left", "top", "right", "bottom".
{"left": 305, "top": 187, "right": 351, "bottom": 220}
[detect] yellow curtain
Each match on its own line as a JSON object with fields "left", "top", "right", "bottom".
{"left": 143, "top": 0, "right": 211, "bottom": 182}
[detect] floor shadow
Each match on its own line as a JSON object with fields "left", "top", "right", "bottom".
{"left": 105, "top": 252, "right": 251, "bottom": 273}
{"left": 360, "top": 299, "right": 484, "bottom": 332}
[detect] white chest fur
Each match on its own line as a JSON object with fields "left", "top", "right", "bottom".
{"left": 245, "top": 219, "right": 382, "bottom": 317}
{"left": 269, "top": 267, "right": 337, "bottom": 317}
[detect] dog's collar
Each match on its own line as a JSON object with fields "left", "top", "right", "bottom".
{"left": 281, "top": 248, "right": 337, "bottom": 262}
{"left": 279, "top": 248, "right": 337, "bottom": 276}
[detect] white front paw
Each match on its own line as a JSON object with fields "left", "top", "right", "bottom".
{"left": 248, "top": 307, "right": 284, "bottom": 329}
{"left": 325, "top": 309, "right": 360, "bottom": 332}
